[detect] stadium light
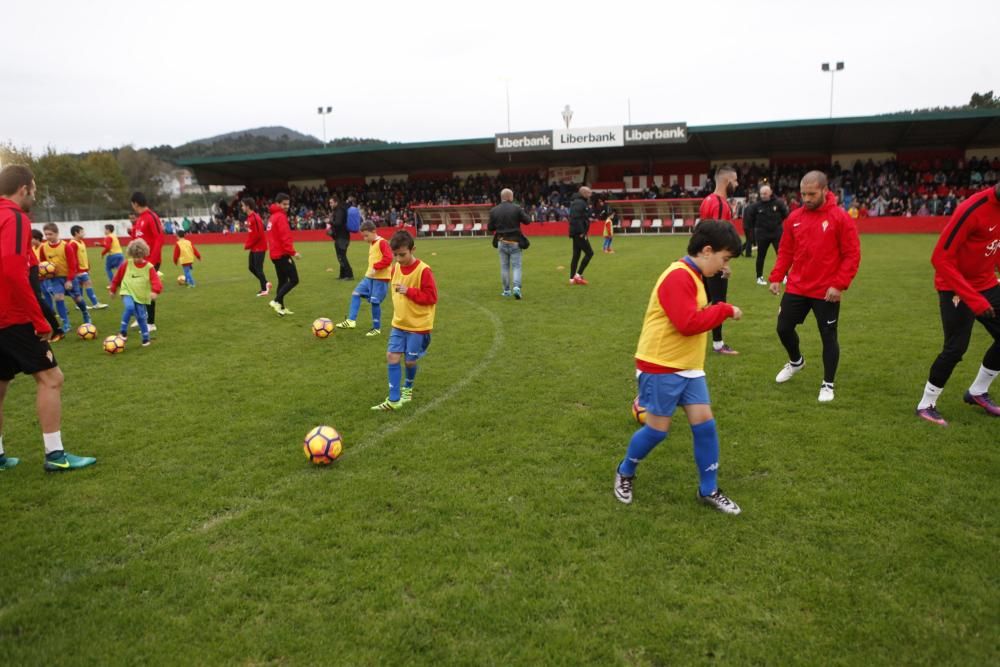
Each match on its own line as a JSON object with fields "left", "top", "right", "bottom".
{"left": 317, "top": 106, "right": 333, "bottom": 144}
{"left": 820, "top": 62, "right": 845, "bottom": 118}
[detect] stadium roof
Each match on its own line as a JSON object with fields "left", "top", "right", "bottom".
{"left": 179, "top": 109, "right": 1000, "bottom": 186}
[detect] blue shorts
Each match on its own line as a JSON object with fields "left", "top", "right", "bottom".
{"left": 354, "top": 277, "right": 389, "bottom": 305}
{"left": 637, "top": 372, "right": 711, "bottom": 417}
{"left": 72, "top": 272, "right": 90, "bottom": 291}
{"left": 387, "top": 327, "right": 432, "bottom": 360}
{"left": 42, "top": 277, "right": 66, "bottom": 296}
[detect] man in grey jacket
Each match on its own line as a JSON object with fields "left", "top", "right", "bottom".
{"left": 568, "top": 186, "right": 594, "bottom": 285}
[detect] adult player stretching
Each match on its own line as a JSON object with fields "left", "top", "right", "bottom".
{"left": 915, "top": 183, "right": 1000, "bottom": 425}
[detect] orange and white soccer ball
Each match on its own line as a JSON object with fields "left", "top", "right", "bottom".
{"left": 312, "top": 318, "right": 335, "bottom": 339}
{"left": 38, "top": 261, "right": 56, "bottom": 279}
{"left": 303, "top": 425, "right": 343, "bottom": 465}
{"left": 177, "top": 275, "right": 186, "bottom": 285}
{"left": 631, "top": 396, "right": 647, "bottom": 425}
{"left": 77, "top": 323, "right": 97, "bottom": 340}
{"left": 102, "top": 334, "right": 125, "bottom": 355}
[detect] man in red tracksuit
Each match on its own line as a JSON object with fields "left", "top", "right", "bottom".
{"left": 241, "top": 198, "right": 270, "bottom": 296}
{"left": 915, "top": 183, "right": 1000, "bottom": 425}
{"left": 0, "top": 165, "right": 96, "bottom": 471}
{"left": 698, "top": 165, "right": 739, "bottom": 356}
{"left": 768, "top": 170, "right": 861, "bottom": 403}
{"left": 266, "top": 193, "right": 301, "bottom": 316}
{"left": 130, "top": 191, "right": 164, "bottom": 330}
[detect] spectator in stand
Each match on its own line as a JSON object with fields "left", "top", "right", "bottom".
{"left": 887, "top": 197, "right": 905, "bottom": 216}
{"left": 328, "top": 195, "right": 352, "bottom": 281}
{"left": 567, "top": 186, "right": 595, "bottom": 286}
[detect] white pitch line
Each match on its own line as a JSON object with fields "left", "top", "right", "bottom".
{"left": 197, "top": 295, "right": 504, "bottom": 533}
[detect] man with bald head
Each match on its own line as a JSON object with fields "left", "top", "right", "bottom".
{"left": 568, "top": 186, "right": 595, "bottom": 285}
{"left": 768, "top": 171, "right": 861, "bottom": 403}
{"left": 743, "top": 184, "right": 789, "bottom": 285}
{"left": 488, "top": 188, "right": 530, "bottom": 298}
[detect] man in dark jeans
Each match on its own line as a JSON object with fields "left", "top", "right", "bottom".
{"left": 328, "top": 195, "right": 353, "bottom": 280}
{"left": 568, "top": 186, "right": 595, "bottom": 285}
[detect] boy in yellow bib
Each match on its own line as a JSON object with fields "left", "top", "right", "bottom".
{"left": 613, "top": 220, "right": 745, "bottom": 514}
{"left": 371, "top": 231, "right": 438, "bottom": 411}
{"left": 172, "top": 230, "right": 202, "bottom": 286}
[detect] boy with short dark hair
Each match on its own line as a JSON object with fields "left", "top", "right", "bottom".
{"left": 613, "top": 220, "right": 744, "bottom": 514}
{"left": 371, "top": 230, "right": 438, "bottom": 411}
{"left": 101, "top": 223, "right": 125, "bottom": 283}
{"left": 336, "top": 221, "right": 392, "bottom": 337}
{"left": 70, "top": 225, "right": 107, "bottom": 309}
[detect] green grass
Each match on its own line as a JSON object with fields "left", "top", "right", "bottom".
{"left": 0, "top": 234, "right": 997, "bottom": 666}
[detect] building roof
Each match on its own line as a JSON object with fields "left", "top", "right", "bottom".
{"left": 178, "top": 109, "right": 1000, "bottom": 185}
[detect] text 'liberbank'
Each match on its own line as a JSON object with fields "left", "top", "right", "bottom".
{"left": 495, "top": 123, "right": 687, "bottom": 153}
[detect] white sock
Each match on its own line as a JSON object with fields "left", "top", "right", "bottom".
{"left": 0, "top": 434, "right": 4, "bottom": 456}
{"left": 42, "top": 431, "right": 63, "bottom": 455}
{"left": 791, "top": 357, "right": 804, "bottom": 366}
{"left": 713, "top": 341, "right": 725, "bottom": 350}
{"left": 969, "top": 365, "right": 999, "bottom": 396}
{"left": 917, "top": 382, "right": 944, "bottom": 410}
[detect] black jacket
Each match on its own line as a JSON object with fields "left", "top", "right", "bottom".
{"left": 568, "top": 194, "right": 591, "bottom": 237}
{"left": 329, "top": 203, "right": 349, "bottom": 241}
{"left": 488, "top": 201, "right": 529, "bottom": 241}
{"left": 743, "top": 198, "right": 788, "bottom": 235}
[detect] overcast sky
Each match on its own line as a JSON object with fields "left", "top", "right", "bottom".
{"left": 3, "top": 0, "right": 997, "bottom": 154}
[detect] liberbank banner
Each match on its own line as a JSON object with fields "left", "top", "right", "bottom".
{"left": 495, "top": 122, "right": 687, "bottom": 153}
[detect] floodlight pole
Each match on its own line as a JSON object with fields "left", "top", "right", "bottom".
{"left": 317, "top": 106, "right": 332, "bottom": 144}
{"left": 821, "top": 62, "right": 844, "bottom": 118}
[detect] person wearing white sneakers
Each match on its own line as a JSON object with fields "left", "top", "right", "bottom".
{"left": 240, "top": 198, "right": 271, "bottom": 297}
{"left": 768, "top": 171, "right": 861, "bottom": 403}
{"left": 265, "top": 193, "right": 301, "bottom": 316}
{"left": 744, "top": 185, "right": 788, "bottom": 286}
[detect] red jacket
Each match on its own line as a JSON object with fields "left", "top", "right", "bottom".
{"left": 931, "top": 186, "right": 1000, "bottom": 315}
{"left": 769, "top": 191, "right": 861, "bottom": 299}
{"left": 266, "top": 204, "right": 296, "bottom": 259}
{"left": 133, "top": 209, "right": 164, "bottom": 266}
{"left": 0, "top": 198, "right": 50, "bottom": 333}
{"left": 244, "top": 211, "right": 267, "bottom": 252}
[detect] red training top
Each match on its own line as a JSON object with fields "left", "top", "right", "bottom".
{"left": 769, "top": 191, "right": 861, "bottom": 299}
{"left": 266, "top": 204, "right": 296, "bottom": 259}
{"left": 931, "top": 186, "right": 1000, "bottom": 315}
{"left": 698, "top": 194, "right": 733, "bottom": 221}
{"left": 0, "top": 198, "right": 50, "bottom": 333}
{"left": 133, "top": 209, "right": 165, "bottom": 266}
{"left": 244, "top": 210, "right": 267, "bottom": 252}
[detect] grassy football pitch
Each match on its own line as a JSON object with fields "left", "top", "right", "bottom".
{"left": 1, "top": 233, "right": 996, "bottom": 665}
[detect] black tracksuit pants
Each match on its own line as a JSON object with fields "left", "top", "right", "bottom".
{"left": 928, "top": 286, "right": 1000, "bottom": 388}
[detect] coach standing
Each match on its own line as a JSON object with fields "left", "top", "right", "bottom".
{"left": 329, "top": 195, "right": 353, "bottom": 281}
{"left": 769, "top": 171, "right": 861, "bottom": 403}
{"left": 130, "top": 191, "right": 164, "bottom": 332}
{"left": 568, "top": 186, "right": 594, "bottom": 285}
{"left": 488, "top": 188, "right": 530, "bottom": 299}
{"left": 744, "top": 185, "right": 788, "bottom": 285}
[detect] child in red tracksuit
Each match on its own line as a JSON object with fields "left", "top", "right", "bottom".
{"left": 266, "top": 193, "right": 300, "bottom": 316}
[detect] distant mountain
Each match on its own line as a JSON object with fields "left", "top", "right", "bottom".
{"left": 147, "top": 127, "right": 391, "bottom": 162}
{"left": 190, "top": 126, "right": 321, "bottom": 146}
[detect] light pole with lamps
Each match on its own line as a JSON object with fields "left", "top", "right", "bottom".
{"left": 317, "top": 106, "right": 332, "bottom": 144}
{"left": 821, "top": 62, "right": 844, "bottom": 118}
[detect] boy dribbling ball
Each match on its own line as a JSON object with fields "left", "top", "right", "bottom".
{"left": 613, "top": 220, "right": 745, "bottom": 515}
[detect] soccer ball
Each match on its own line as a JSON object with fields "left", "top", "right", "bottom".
{"left": 312, "top": 318, "right": 335, "bottom": 338}
{"left": 631, "top": 396, "right": 647, "bottom": 425}
{"left": 303, "top": 425, "right": 343, "bottom": 465}
{"left": 102, "top": 334, "right": 125, "bottom": 355}
{"left": 177, "top": 275, "right": 186, "bottom": 285}
{"left": 77, "top": 323, "right": 97, "bottom": 340}
{"left": 38, "top": 261, "right": 56, "bottom": 278}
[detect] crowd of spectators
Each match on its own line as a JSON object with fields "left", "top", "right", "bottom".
{"left": 169, "top": 154, "right": 999, "bottom": 233}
